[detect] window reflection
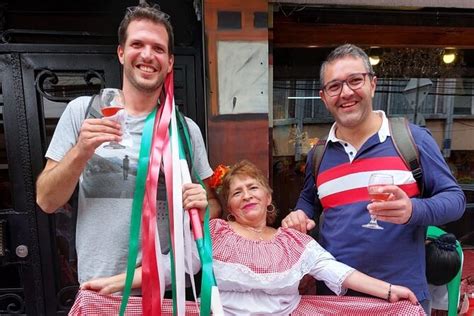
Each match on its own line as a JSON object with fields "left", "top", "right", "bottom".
{"left": 272, "top": 47, "right": 474, "bottom": 244}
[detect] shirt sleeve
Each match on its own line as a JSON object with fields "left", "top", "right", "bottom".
{"left": 408, "top": 126, "right": 466, "bottom": 226}
{"left": 294, "top": 146, "right": 318, "bottom": 218}
{"left": 185, "top": 117, "right": 213, "bottom": 180}
{"left": 45, "top": 96, "right": 91, "bottom": 161}
{"left": 306, "top": 240, "right": 355, "bottom": 295}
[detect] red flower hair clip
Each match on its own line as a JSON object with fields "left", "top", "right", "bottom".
{"left": 208, "top": 164, "right": 230, "bottom": 192}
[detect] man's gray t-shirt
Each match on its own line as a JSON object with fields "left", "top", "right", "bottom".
{"left": 46, "top": 96, "right": 213, "bottom": 284}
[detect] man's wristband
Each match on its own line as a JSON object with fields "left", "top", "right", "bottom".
{"left": 387, "top": 283, "right": 392, "bottom": 301}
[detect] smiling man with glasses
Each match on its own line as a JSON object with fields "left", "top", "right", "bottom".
{"left": 318, "top": 47, "right": 378, "bottom": 135}
{"left": 282, "top": 44, "right": 465, "bottom": 315}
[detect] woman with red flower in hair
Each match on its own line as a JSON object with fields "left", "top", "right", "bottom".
{"left": 209, "top": 160, "right": 422, "bottom": 315}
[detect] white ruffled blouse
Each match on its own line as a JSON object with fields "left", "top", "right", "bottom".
{"left": 210, "top": 219, "right": 355, "bottom": 316}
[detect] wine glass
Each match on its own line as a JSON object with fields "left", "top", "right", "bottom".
{"left": 99, "top": 88, "right": 129, "bottom": 149}
{"left": 362, "top": 173, "right": 394, "bottom": 230}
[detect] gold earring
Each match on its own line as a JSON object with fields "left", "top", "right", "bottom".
{"left": 267, "top": 204, "right": 275, "bottom": 214}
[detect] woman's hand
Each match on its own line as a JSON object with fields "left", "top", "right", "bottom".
{"left": 343, "top": 271, "right": 419, "bottom": 305}
{"left": 389, "top": 284, "right": 419, "bottom": 304}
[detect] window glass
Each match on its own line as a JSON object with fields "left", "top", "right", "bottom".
{"left": 272, "top": 47, "right": 474, "bottom": 244}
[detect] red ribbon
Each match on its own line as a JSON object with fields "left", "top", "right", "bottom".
{"left": 161, "top": 72, "right": 179, "bottom": 313}
{"left": 141, "top": 73, "right": 174, "bottom": 315}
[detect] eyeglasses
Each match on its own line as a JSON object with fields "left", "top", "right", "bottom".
{"left": 322, "top": 72, "right": 374, "bottom": 97}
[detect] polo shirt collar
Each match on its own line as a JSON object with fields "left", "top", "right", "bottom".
{"left": 327, "top": 110, "right": 391, "bottom": 144}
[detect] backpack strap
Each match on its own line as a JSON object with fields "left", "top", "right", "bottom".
{"left": 85, "top": 94, "right": 102, "bottom": 119}
{"left": 311, "top": 137, "right": 328, "bottom": 181}
{"left": 176, "top": 110, "right": 194, "bottom": 178}
{"left": 311, "top": 137, "right": 327, "bottom": 235}
{"left": 389, "top": 117, "right": 424, "bottom": 196}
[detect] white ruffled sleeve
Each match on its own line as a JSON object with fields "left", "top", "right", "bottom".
{"left": 305, "top": 240, "right": 355, "bottom": 295}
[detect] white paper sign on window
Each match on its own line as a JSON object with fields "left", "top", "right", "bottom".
{"left": 217, "top": 41, "right": 268, "bottom": 114}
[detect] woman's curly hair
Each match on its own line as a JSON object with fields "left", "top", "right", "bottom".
{"left": 219, "top": 160, "right": 277, "bottom": 225}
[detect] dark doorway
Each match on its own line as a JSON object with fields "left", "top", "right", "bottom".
{"left": 0, "top": 42, "right": 205, "bottom": 316}
{"left": 0, "top": 1, "right": 205, "bottom": 313}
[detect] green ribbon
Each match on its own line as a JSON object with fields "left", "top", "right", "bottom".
{"left": 167, "top": 123, "right": 178, "bottom": 316}
{"left": 119, "top": 108, "right": 216, "bottom": 315}
{"left": 120, "top": 108, "right": 157, "bottom": 316}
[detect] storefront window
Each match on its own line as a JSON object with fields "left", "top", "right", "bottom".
{"left": 272, "top": 47, "right": 474, "bottom": 240}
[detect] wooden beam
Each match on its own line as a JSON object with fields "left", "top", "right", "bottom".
{"left": 273, "top": 22, "right": 474, "bottom": 48}
{"left": 269, "top": 0, "right": 474, "bottom": 9}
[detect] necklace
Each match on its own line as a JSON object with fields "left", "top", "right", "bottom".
{"left": 231, "top": 222, "right": 267, "bottom": 241}
{"left": 244, "top": 226, "right": 265, "bottom": 241}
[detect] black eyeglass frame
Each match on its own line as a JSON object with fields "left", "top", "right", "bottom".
{"left": 321, "top": 72, "right": 375, "bottom": 97}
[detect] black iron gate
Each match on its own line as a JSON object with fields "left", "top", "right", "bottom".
{"left": 0, "top": 44, "right": 204, "bottom": 315}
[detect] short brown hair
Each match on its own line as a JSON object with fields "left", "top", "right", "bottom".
{"left": 118, "top": 3, "right": 174, "bottom": 55}
{"left": 220, "top": 160, "right": 277, "bottom": 225}
{"left": 320, "top": 44, "right": 373, "bottom": 87}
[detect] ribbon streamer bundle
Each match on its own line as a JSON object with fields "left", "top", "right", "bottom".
{"left": 119, "top": 71, "right": 222, "bottom": 315}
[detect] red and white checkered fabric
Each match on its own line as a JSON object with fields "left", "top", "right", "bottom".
{"left": 211, "top": 219, "right": 314, "bottom": 274}
{"left": 68, "top": 290, "right": 200, "bottom": 315}
{"left": 292, "top": 295, "right": 426, "bottom": 315}
{"left": 69, "top": 290, "right": 425, "bottom": 315}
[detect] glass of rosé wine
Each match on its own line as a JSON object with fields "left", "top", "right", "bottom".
{"left": 362, "top": 173, "right": 393, "bottom": 230}
{"left": 99, "top": 88, "right": 130, "bottom": 149}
